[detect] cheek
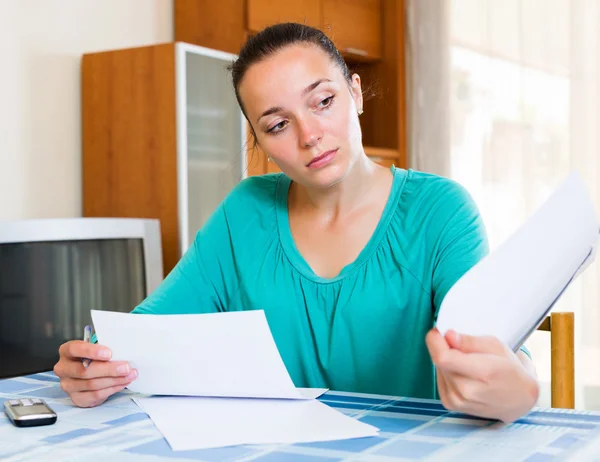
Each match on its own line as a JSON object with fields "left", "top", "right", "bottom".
{"left": 257, "top": 133, "right": 297, "bottom": 162}
{"left": 325, "top": 106, "right": 357, "bottom": 142}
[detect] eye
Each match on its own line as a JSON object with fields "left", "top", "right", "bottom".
{"left": 267, "top": 120, "right": 288, "bottom": 134}
{"left": 318, "top": 96, "right": 335, "bottom": 109}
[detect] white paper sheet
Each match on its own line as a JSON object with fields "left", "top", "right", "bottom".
{"left": 298, "top": 388, "right": 329, "bottom": 399}
{"left": 133, "top": 396, "right": 379, "bottom": 451}
{"left": 436, "top": 171, "right": 600, "bottom": 350}
{"left": 91, "top": 309, "right": 307, "bottom": 399}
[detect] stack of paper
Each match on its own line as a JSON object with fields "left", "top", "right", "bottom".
{"left": 132, "top": 396, "right": 377, "bottom": 451}
{"left": 436, "top": 171, "right": 600, "bottom": 350}
{"left": 91, "top": 310, "right": 379, "bottom": 450}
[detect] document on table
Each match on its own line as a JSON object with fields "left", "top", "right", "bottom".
{"left": 92, "top": 309, "right": 378, "bottom": 451}
{"left": 436, "top": 171, "right": 600, "bottom": 350}
{"left": 91, "top": 309, "right": 316, "bottom": 399}
{"left": 133, "top": 395, "right": 379, "bottom": 451}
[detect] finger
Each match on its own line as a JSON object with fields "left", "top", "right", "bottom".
{"left": 60, "top": 341, "right": 112, "bottom": 362}
{"left": 444, "top": 371, "right": 486, "bottom": 406}
{"left": 70, "top": 384, "right": 129, "bottom": 408}
{"left": 425, "top": 328, "right": 451, "bottom": 364}
{"left": 438, "top": 369, "right": 491, "bottom": 417}
{"left": 436, "top": 368, "right": 451, "bottom": 408}
{"left": 60, "top": 369, "right": 138, "bottom": 393}
{"left": 438, "top": 367, "right": 468, "bottom": 411}
{"left": 58, "top": 358, "right": 133, "bottom": 380}
{"left": 445, "top": 331, "right": 507, "bottom": 356}
{"left": 433, "top": 349, "right": 495, "bottom": 379}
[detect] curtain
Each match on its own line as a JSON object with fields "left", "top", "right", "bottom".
{"left": 407, "top": 0, "right": 600, "bottom": 409}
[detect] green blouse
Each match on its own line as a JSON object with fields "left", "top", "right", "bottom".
{"left": 131, "top": 167, "right": 489, "bottom": 399}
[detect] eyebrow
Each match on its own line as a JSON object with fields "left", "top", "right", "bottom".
{"left": 256, "top": 78, "right": 333, "bottom": 124}
{"left": 302, "top": 78, "right": 332, "bottom": 96}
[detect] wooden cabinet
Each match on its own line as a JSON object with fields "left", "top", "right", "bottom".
{"left": 323, "top": 0, "right": 381, "bottom": 61}
{"left": 82, "top": 43, "right": 246, "bottom": 276}
{"left": 359, "top": 0, "right": 407, "bottom": 168}
{"left": 174, "top": 0, "right": 383, "bottom": 61}
{"left": 174, "top": 0, "right": 246, "bottom": 55}
{"left": 247, "top": 0, "right": 321, "bottom": 33}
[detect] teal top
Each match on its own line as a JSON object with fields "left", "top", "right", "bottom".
{"left": 129, "top": 167, "right": 491, "bottom": 399}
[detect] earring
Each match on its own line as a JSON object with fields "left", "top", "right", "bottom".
{"left": 358, "top": 109, "right": 363, "bottom": 116}
{"left": 267, "top": 156, "right": 272, "bottom": 162}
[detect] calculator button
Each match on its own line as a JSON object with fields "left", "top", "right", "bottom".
{"left": 21, "top": 399, "right": 33, "bottom": 406}
{"left": 31, "top": 399, "right": 42, "bottom": 404}
{"left": 8, "top": 400, "right": 20, "bottom": 406}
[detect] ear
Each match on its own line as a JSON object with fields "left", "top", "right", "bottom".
{"left": 350, "top": 73, "right": 363, "bottom": 115}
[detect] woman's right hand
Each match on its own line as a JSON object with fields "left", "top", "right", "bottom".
{"left": 53, "top": 340, "right": 138, "bottom": 408}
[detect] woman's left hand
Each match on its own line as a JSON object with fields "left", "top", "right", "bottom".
{"left": 425, "top": 328, "right": 540, "bottom": 423}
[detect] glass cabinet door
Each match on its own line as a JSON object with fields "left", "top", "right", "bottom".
{"left": 182, "top": 46, "right": 245, "bottom": 248}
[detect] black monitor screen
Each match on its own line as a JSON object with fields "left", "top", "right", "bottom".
{"left": 0, "top": 239, "right": 146, "bottom": 378}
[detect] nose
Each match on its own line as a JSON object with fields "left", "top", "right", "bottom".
{"left": 297, "top": 116, "right": 323, "bottom": 149}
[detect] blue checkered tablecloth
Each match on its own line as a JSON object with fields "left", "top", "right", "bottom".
{"left": 2, "top": 372, "right": 600, "bottom": 461}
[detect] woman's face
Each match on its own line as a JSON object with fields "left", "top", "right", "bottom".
{"left": 239, "top": 44, "right": 364, "bottom": 189}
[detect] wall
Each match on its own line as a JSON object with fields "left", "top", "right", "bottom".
{"left": 0, "top": 0, "right": 173, "bottom": 220}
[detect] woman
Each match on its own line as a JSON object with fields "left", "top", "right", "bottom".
{"left": 54, "top": 23, "right": 539, "bottom": 422}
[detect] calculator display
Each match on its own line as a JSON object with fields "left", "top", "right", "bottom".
{"left": 13, "top": 404, "right": 54, "bottom": 417}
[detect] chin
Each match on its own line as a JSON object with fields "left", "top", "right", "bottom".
{"left": 304, "top": 163, "right": 351, "bottom": 189}
{"left": 283, "top": 151, "right": 357, "bottom": 189}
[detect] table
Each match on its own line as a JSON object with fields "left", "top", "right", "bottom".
{"left": 2, "top": 372, "right": 600, "bottom": 461}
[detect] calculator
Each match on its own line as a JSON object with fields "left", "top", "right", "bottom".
{"left": 4, "top": 398, "right": 58, "bottom": 427}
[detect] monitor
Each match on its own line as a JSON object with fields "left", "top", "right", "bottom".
{"left": 0, "top": 218, "right": 163, "bottom": 378}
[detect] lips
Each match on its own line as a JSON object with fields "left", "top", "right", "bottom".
{"left": 307, "top": 149, "right": 338, "bottom": 168}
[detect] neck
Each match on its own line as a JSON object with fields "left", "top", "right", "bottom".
{"left": 289, "top": 155, "right": 387, "bottom": 219}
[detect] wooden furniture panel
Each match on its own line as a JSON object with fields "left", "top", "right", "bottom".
{"left": 82, "top": 43, "right": 180, "bottom": 275}
{"left": 365, "top": 147, "right": 398, "bottom": 168}
{"left": 247, "top": 0, "right": 322, "bottom": 33}
{"left": 537, "top": 312, "right": 575, "bottom": 409}
{"left": 174, "top": 0, "right": 246, "bottom": 54}
{"left": 323, "top": 0, "right": 382, "bottom": 61}
{"left": 83, "top": 43, "right": 247, "bottom": 276}
{"left": 358, "top": 0, "right": 407, "bottom": 168}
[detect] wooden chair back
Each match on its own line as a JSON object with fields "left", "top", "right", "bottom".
{"left": 536, "top": 312, "right": 575, "bottom": 408}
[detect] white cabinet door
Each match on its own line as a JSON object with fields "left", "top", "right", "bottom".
{"left": 176, "top": 44, "right": 246, "bottom": 252}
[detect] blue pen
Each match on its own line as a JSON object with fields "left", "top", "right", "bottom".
{"left": 82, "top": 325, "right": 92, "bottom": 368}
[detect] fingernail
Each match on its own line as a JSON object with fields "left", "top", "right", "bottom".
{"left": 98, "top": 349, "right": 111, "bottom": 359}
{"left": 127, "top": 369, "right": 138, "bottom": 380}
{"left": 117, "top": 364, "right": 130, "bottom": 375}
{"left": 454, "top": 332, "right": 462, "bottom": 345}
